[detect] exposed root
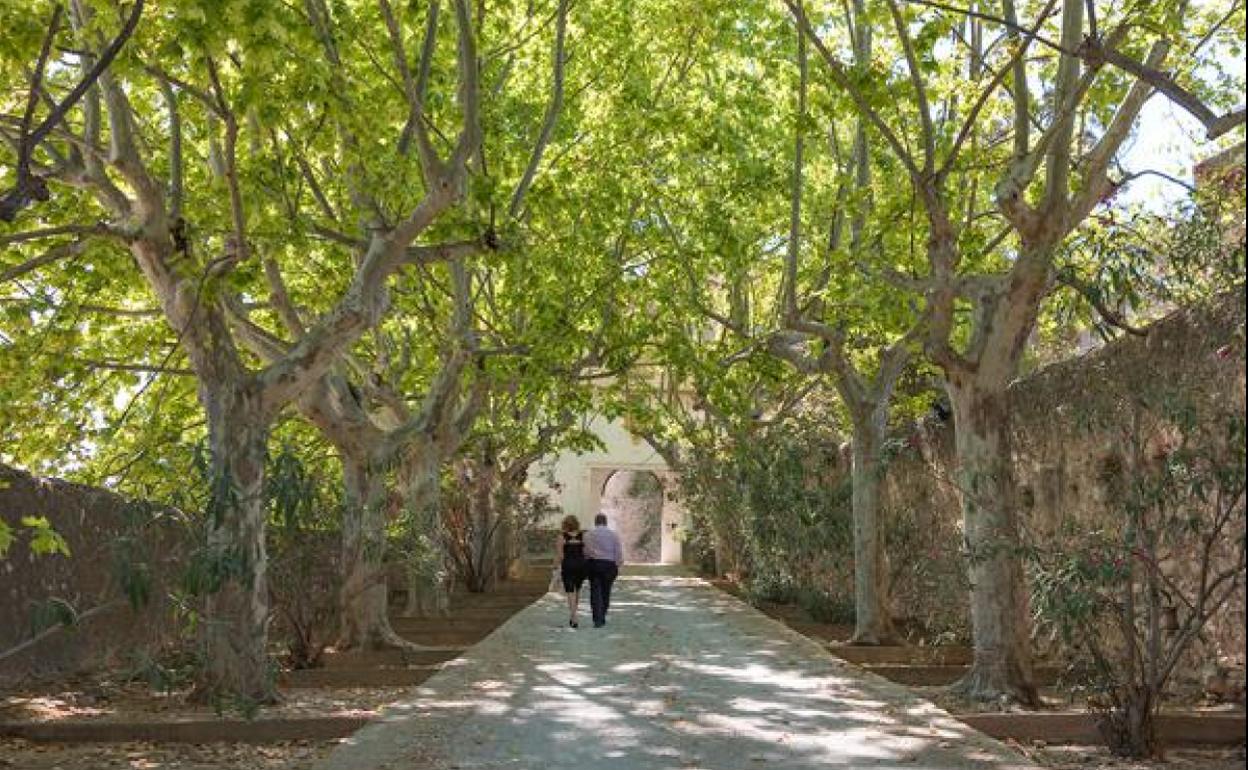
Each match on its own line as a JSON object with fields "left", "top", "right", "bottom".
{"left": 848, "top": 629, "right": 901, "bottom": 646}
{"left": 185, "top": 680, "right": 282, "bottom": 708}
{"left": 949, "top": 664, "right": 1040, "bottom": 708}
{"left": 337, "top": 620, "right": 429, "bottom": 653}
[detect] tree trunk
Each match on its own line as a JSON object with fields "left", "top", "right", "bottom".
{"left": 192, "top": 383, "right": 277, "bottom": 704}
{"left": 1101, "top": 688, "right": 1159, "bottom": 758}
{"left": 337, "top": 450, "right": 413, "bottom": 650}
{"left": 401, "top": 447, "right": 451, "bottom": 617}
{"left": 491, "top": 491, "right": 516, "bottom": 585}
{"left": 467, "top": 463, "right": 497, "bottom": 593}
{"left": 948, "top": 379, "right": 1038, "bottom": 704}
{"left": 482, "top": 481, "right": 520, "bottom": 591}
{"left": 849, "top": 416, "right": 898, "bottom": 645}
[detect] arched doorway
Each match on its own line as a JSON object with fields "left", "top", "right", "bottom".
{"left": 599, "top": 469, "right": 664, "bottom": 564}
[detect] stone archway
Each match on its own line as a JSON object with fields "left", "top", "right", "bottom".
{"left": 582, "top": 465, "right": 685, "bottom": 565}
{"left": 599, "top": 469, "right": 664, "bottom": 563}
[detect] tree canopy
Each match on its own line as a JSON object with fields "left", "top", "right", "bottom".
{"left": 2, "top": 0, "right": 1243, "bottom": 706}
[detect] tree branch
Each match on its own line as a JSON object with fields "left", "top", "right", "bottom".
{"left": 885, "top": 0, "right": 936, "bottom": 172}
{"left": 0, "top": 239, "right": 88, "bottom": 283}
{"left": 785, "top": 0, "right": 923, "bottom": 180}
{"left": 1069, "top": 38, "right": 1172, "bottom": 225}
{"left": 507, "top": 0, "right": 569, "bottom": 220}
{"left": 0, "top": 600, "right": 124, "bottom": 664}
{"left": 0, "top": 0, "right": 145, "bottom": 221}
{"left": 1055, "top": 269, "right": 1149, "bottom": 336}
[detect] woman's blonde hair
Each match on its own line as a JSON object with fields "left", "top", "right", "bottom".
{"left": 560, "top": 514, "right": 580, "bottom": 533}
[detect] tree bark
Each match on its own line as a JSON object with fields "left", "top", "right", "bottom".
{"left": 848, "top": 414, "right": 898, "bottom": 645}
{"left": 1101, "top": 687, "right": 1159, "bottom": 758}
{"left": 192, "top": 383, "right": 277, "bottom": 704}
{"left": 401, "top": 445, "right": 452, "bottom": 617}
{"left": 491, "top": 487, "right": 517, "bottom": 585}
{"left": 336, "top": 449, "right": 414, "bottom": 650}
{"left": 467, "top": 459, "right": 498, "bottom": 593}
{"left": 947, "top": 379, "right": 1038, "bottom": 704}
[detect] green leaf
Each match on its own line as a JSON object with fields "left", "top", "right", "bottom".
{"left": 21, "top": 516, "right": 71, "bottom": 557}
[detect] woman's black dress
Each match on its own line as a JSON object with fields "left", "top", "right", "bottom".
{"left": 560, "top": 531, "right": 587, "bottom": 593}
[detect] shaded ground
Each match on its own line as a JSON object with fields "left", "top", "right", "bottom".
{"left": 316, "top": 571, "right": 1042, "bottom": 770}
{"left": 1025, "top": 745, "right": 1245, "bottom": 769}
{"left": 0, "top": 737, "right": 333, "bottom": 768}
{"left": 1, "top": 570, "right": 1239, "bottom": 769}
{"left": 0, "top": 683, "right": 396, "bottom": 723}
{"left": 716, "top": 579, "right": 1244, "bottom": 719}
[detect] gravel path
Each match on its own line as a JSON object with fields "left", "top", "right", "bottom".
{"left": 316, "top": 572, "right": 1039, "bottom": 770}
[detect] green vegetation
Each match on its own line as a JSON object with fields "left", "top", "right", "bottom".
{"left": 1, "top": 0, "right": 1243, "bottom": 755}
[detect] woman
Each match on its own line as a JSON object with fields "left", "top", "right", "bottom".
{"left": 555, "top": 514, "right": 587, "bottom": 628}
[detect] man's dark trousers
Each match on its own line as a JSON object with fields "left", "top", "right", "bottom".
{"left": 588, "top": 558, "right": 619, "bottom": 626}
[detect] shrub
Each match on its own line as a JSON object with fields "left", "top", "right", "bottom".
{"left": 1030, "top": 395, "right": 1245, "bottom": 758}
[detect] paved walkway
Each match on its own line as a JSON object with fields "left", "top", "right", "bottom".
{"left": 316, "top": 571, "right": 1037, "bottom": 770}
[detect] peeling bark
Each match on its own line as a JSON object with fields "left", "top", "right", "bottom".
{"left": 192, "top": 385, "right": 277, "bottom": 704}
{"left": 401, "top": 445, "right": 452, "bottom": 618}
{"left": 947, "top": 380, "right": 1039, "bottom": 705}
{"left": 336, "top": 450, "right": 414, "bottom": 650}
{"left": 848, "top": 417, "right": 897, "bottom": 645}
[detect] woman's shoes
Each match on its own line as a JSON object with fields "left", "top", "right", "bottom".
{"left": 569, "top": 619, "right": 579, "bottom": 629}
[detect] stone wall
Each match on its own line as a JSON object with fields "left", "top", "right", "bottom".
{"left": 601, "top": 470, "right": 664, "bottom": 563}
{"left": 0, "top": 465, "right": 189, "bottom": 685}
{"left": 884, "top": 291, "right": 1247, "bottom": 664}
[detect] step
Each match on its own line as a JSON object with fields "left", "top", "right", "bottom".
{"left": 442, "top": 605, "right": 537, "bottom": 619}
{"left": 449, "top": 593, "right": 545, "bottom": 606}
{"left": 958, "top": 712, "right": 1246, "bottom": 747}
{"left": 390, "top": 616, "right": 510, "bottom": 630}
{"left": 388, "top": 598, "right": 539, "bottom": 615}
{"left": 389, "top": 581, "right": 549, "bottom": 604}
{"left": 0, "top": 716, "right": 368, "bottom": 744}
{"left": 452, "top": 587, "right": 548, "bottom": 598}
{"left": 443, "top": 595, "right": 543, "bottom": 607}
{"left": 458, "top": 580, "right": 549, "bottom": 592}
{"left": 393, "top": 630, "right": 492, "bottom": 646}
{"left": 825, "top": 645, "right": 973, "bottom": 666}
{"left": 320, "top": 647, "right": 466, "bottom": 669}
{"left": 390, "top": 622, "right": 495, "bottom": 637}
{"left": 861, "top": 664, "right": 1062, "bottom": 687}
{"left": 282, "top": 665, "right": 441, "bottom": 688}
{"left": 786, "top": 621, "right": 853, "bottom": 642}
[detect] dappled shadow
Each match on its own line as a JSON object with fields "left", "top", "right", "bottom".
{"left": 317, "top": 577, "right": 1038, "bottom": 770}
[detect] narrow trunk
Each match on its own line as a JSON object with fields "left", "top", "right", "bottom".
{"left": 1101, "top": 688, "right": 1159, "bottom": 758}
{"left": 849, "top": 416, "right": 898, "bottom": 645}
{"left": 467, "top": 463, "right": 497, "bottom": 593}
{"left": 948, "top": 380, "right": 1038, "bottom": 704}
{"left": 491, "top": 488, "right": 517, "bottom": 585}
{"left": 337, "top": 450, "right": 412, "bottom": 650}
{"left": 401, "top": 447, "right": 451, "bottom": 618}
{"left": 193, "top": 385, "right": 277, "bottom": 704}
{"left": 493, "top": 514, "right": 514, "bottom": 583}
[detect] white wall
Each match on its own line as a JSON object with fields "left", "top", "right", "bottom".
{"left": 528, "top": 413, "right": 686, "bottom": 564}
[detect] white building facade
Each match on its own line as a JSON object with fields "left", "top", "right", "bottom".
{"left": 528, "top": 413, "right": 688, "bottom": 565}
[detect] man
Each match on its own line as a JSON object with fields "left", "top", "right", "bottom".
{"left": 583, "top": 513, "right": 623, "bottom": 628}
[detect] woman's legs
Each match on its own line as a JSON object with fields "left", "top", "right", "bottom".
{"left": 563, "top": 582, "right": 582, "bottom": 627}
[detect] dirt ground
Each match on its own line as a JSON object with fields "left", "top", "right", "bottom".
{"left": 1021, "top": 744, "right": 1246, "bottom": 770}
{"left": 0, "top": 738, "right": 335, "bottom": 769}
{"left": 0, "top": 680, "right": 399, "bottom": 723}
{"left": 1, "top": 737, "right": 1243, "bottom": 770}
{"left": 909, "top": 684, "right": 1245, "bottom": 717}
{"left": 0, "top": 679, "right": 394, "bottom": 768}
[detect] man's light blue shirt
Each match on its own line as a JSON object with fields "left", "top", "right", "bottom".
{"left": 583, "top": 525, "right": 623, "bottom": 565}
